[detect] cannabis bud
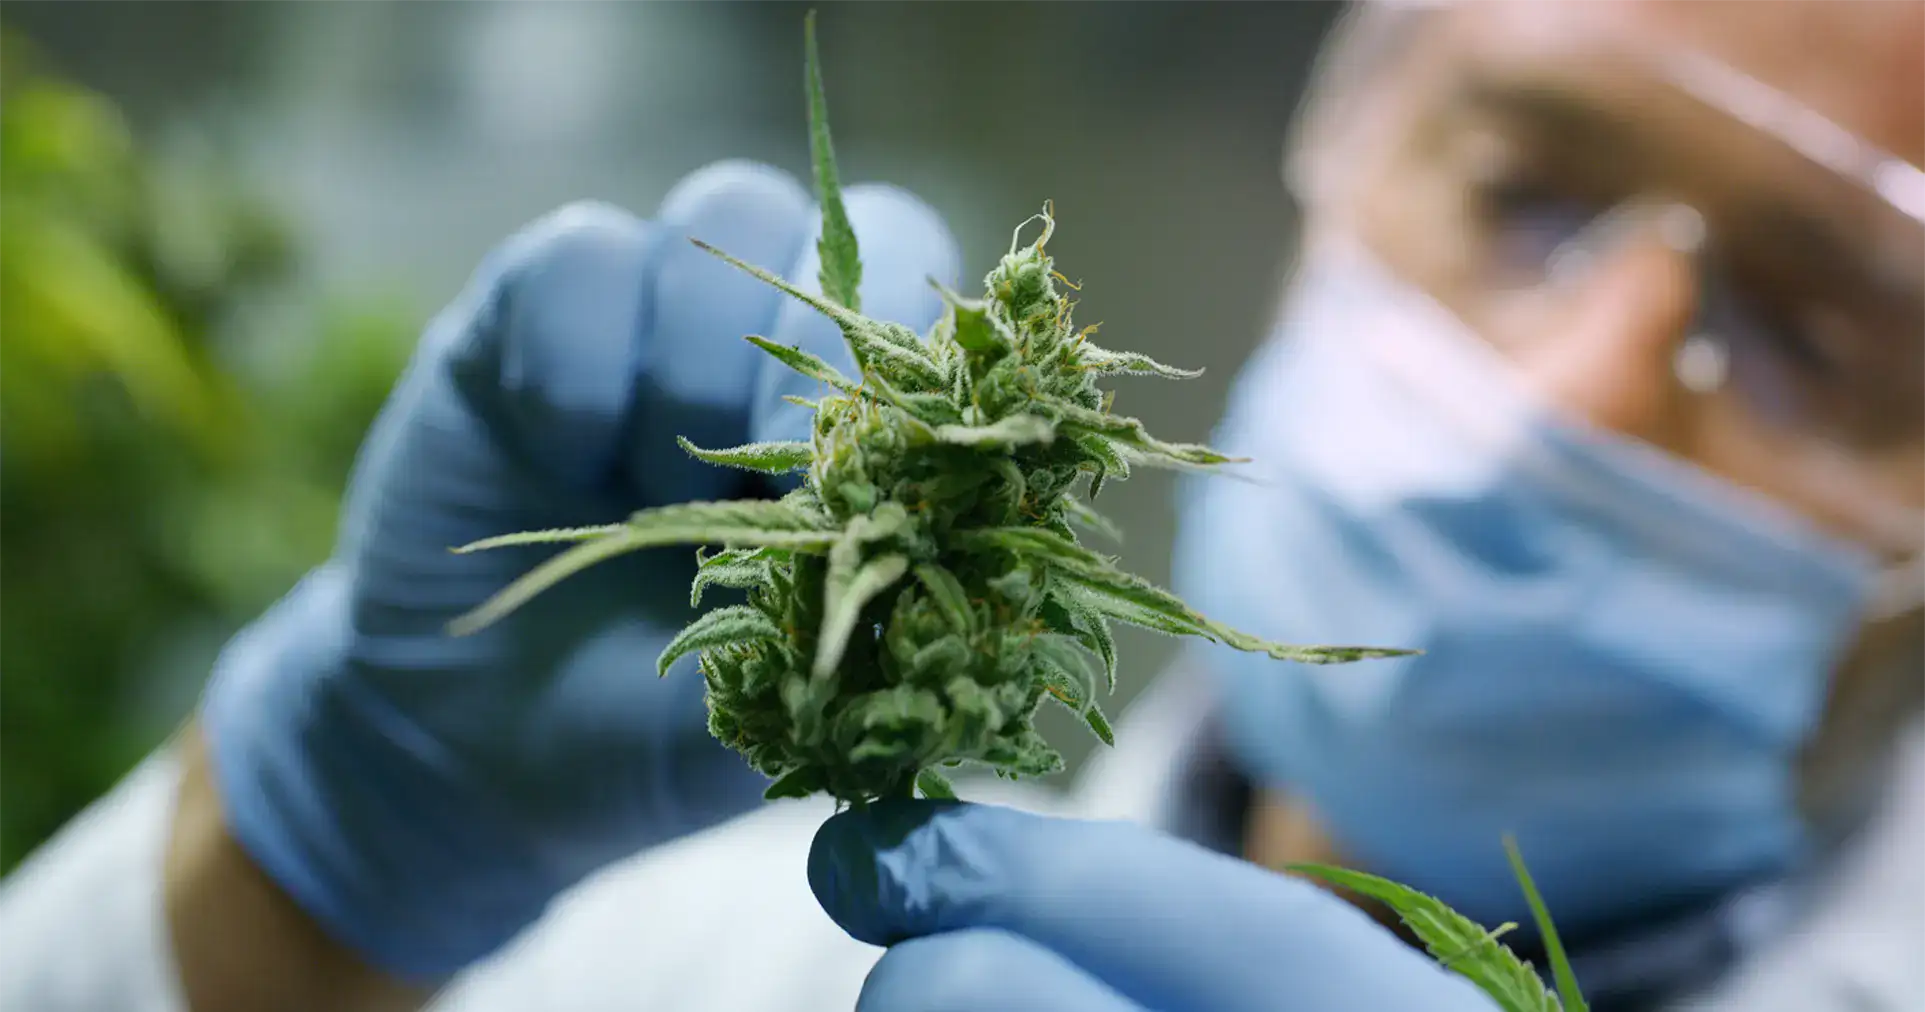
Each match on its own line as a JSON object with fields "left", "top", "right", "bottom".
{"left": 447, "top": 13, "right": 1405, "bottom": 805}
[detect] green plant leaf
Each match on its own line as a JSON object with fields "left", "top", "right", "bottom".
{"left": 691, "top": 546, "right": 783, "bottom": 607}
{"left": 1074, "top": 343, "right": 1204, "bottom": 379}
{"left": 741, "top": 332, "right": 860, "bottom": 392}
{"left": 929, "top": 279, "right": 1013, "bottom": 359}
{"left": 1071, "top": 432, "right": 1130, "bottom": 498}
{"left": 959, "top": 526, "right": 1115, "bottom": 572}
{"left": 1031, "top": 636, "right": 1114, "bottom": 747}
{"left": 1041, "top": 589, "right": 1117, "bottom": 691}
{"left": 863, "top": 372, "right": 957, "bottom": 426}
{"left": 1061, "top": 495, "right": 1121, "bottom": 543}
{"left": 914, "top": 562, "right": 976, "bottom": 634}
{"left": 1080, "top": 701, "right": 1115, "bottom": 746}
{"left": 657, "top": 604, "right": 784, "bottom": 677}
{"left": 1289, "top": 863, "right": 1561, "bottom": 1012}
{"left": 765, "top": 765, "right": 824, "bottom": 800}
{"left": 449, "top": 523, "right": 629, "bottom": 554}
{"left": 815, "top": 552, "right": 910, "bottom": 677}
{"left": 677, "top": 436, "right": 813, "bottom": 475}
{"left": 696, "top": 240, "right": 943, "bottom": 391}
{"left": 915, "top": 767, "right": 957, "bottom": 800}
{"left": 804, "top": 10, "right": 861, "bottom": 312}
{"left": 1043, "top": 397, "right": 1243, "bottom": 467}
{"left": 934, "top": 414, "right": 1055, "bottom": 448}
{"left": 1506, "top": 836, "right": 1588, "bottom": 1012}
{"left": 1058, "top": 576, "right": 1208, "bottom": 638}
{"left": 1039, "top": 550, "right": 1412, "bottom": 665}
{"left": 448, "top": 500, "right": 839, "bottom": 635}
{"left": 1032, "top": 633, "right": 1097, "bottom": 711}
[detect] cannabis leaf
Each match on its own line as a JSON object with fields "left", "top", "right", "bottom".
{"left": 1290, "top": 863, "right": 1563, "bottom": 1012}
{"left": 677, "top": 436, "right": 813, "bottom": 475}
{"left": 1507, "top": 836, "right": 1588, "bottom": 1012}
{"left": 805, "top": 10, "right": 860, "bottom": 312}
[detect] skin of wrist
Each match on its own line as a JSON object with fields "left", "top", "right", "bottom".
{"left": 162, "top": 717, "right": 433, "bottom": 1012}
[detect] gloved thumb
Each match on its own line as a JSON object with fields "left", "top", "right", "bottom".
{"left": 809, "top": 801, "right": 1502, "bottom": 1012}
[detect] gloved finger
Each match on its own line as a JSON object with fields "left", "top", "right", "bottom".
{"left": 335, "top": 166, "right": 816, "bottom": 635}
{"left": 857, "top": 929, "right": 1142, "bottom": 1012}
{"left": 749, "top": 182, "right": 961, "bottom": 448}
{"left": 433, "top": 163, "right": 815, "bottom": 505}
{"left": 510, "top": 612, "right": 771, "bottom": 857}
{"left": 628, "top": 161, "right": 816, "bottom": 504}
{"left": 810, "top": 801, "right": 1499, "bottom": 1012}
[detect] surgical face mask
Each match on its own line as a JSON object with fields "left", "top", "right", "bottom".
{"left": 1171, "top": 242, "right": 1920, "bottom": 938}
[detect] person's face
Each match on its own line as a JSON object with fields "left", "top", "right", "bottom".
{"left": 1295, "top": 1, "right": 1923, "bottom": 794}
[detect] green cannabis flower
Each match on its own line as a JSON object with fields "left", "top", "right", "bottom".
{"left": 447, "top": 17, "right": 1592, "bottom": 1011}
{"left": 446, "top": 13, "right": 1405, "bottom": 805}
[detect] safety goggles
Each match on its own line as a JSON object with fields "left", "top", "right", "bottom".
{"left": 1283, "top": 1, "right": 1924, "bottom": 583}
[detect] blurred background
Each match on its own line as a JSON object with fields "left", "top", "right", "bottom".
{"left": 0, "top": 0, "right": 1341, "bottom": 873}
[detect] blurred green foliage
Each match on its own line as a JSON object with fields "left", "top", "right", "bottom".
{"left": 1, "top": 30, "right": 416, "bottom": 872}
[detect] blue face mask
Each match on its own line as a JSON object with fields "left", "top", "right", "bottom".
{"left": 1172, "top": 244, "right": 1909, "bottom": 937}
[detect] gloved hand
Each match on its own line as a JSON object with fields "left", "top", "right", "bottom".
{"left": 198, "top": 161, "right": 960, "bottom": 983}
{"left": 809, "top": 802, "right": 1503, "bottom": 1011}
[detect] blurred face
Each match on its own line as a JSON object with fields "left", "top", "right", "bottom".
{"left": 1248, "top": 0, "right": 1923, "bottom": 870}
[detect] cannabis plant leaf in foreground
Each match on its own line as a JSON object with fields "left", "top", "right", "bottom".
{"left": 1291, "top": 838, "right": 1590, "bottom": 1012}
{"left": 447, "top": 14, "right": 1410, "bottom": 804}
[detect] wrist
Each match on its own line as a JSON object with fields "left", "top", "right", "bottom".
{"left": 165, "top": 718, "right": 432, "bottom": 1012}
{"left": 198, "top": 568, "right": 563, "bottom": 981}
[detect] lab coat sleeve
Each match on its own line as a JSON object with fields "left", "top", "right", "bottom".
{"left": 1666, "top": 719, "right": 1925, "bottom": 1012}
{"left": 0, "top": 749, "right": 188, "bottom": 1012}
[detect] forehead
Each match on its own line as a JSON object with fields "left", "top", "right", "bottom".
{"left": 1439, "top": 0, "right": 1925, "bottom": 169}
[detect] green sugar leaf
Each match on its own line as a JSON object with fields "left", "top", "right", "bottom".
{"left": 1080, "top": 700, "right": 1116, "bottom": 746}
{"left": 449, "top": 500, "right": 838, "bottom": 635}
{"left": 1041, "top": 588, "right": 1117, "bottom": 692}
{"left": 691, "top": 546, "right": 783, "bottom": 607}
{"left": 677, "top": 436, "right": 813, "bottom": 475}
{"left": 742, "top": 333, "right": 859, "bottom": 393}
{"left": 929, "top": 279, "right": 1013, "bottom": 359}
{"left": 450, "top": 523, "right": 629, "bottom": 554}
{"left": 1507, "top": 836, "right": 1588, "bottom": 1012}
{"left": 1032, "top": 633, "right": 1098, "bottom": 711}
{"left": 1061, "top": 495, "right": 1121, "bottom": 543}
{"left": 1072, "top": 433, "right": 1131, "bottom": 499}
{"left": 1043, "top": 396, "right": 1244, "bottom": 467}
{"left": 1074, "top": 343, "right": 1205, "bottom": 379}
{"left": 815, "top": 551, "right": 910, "bottom": 678}
{"left": 804, "top": 10, "right": 861, "bottom": 312}
{"left": 448, "top": 530, "right": 651, "bottom": 637}
{"left": 915, "top": 767, "right": 958, "bottom": 800}
{"left": 1289, "top": 863, "right": 1562, "bottom": 1012}
{"left": 698, "top": 240, "right": 943, "bottom": 390}
{"left": 1054, "top": 567, "right": 1212, "bottom": 639}
{"left": 658, "top": 604, "right": 784, "bottom": 677}
{"left": 934, "top": 414, "right": 1056, "bottom": 448}
{"left": 959, "top": 526, "right": 1113, "bottom": 572}
{"left": 765, "top": 765, "right": 824, "bottom": 800}
{"left": 913, "top": 563, "right": 976, "bottom": 634}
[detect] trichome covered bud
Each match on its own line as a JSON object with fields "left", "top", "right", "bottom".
{"left": 448, "top": 12, "right": 1406, "bottom": 805}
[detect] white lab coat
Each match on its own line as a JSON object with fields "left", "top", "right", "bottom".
{"left": 2, "top": 668, "right": 1921, "bottom": 1010}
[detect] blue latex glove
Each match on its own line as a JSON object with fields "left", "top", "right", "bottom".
{"left": 810, "top": 802, "right": 1503, "bottom": 1011}
{"left": 199, "top": 161, "right": 961, "bottom": 982}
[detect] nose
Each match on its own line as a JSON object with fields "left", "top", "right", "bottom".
{"left": 1510, "top": 203, "right": 1708, "bottom": 452}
